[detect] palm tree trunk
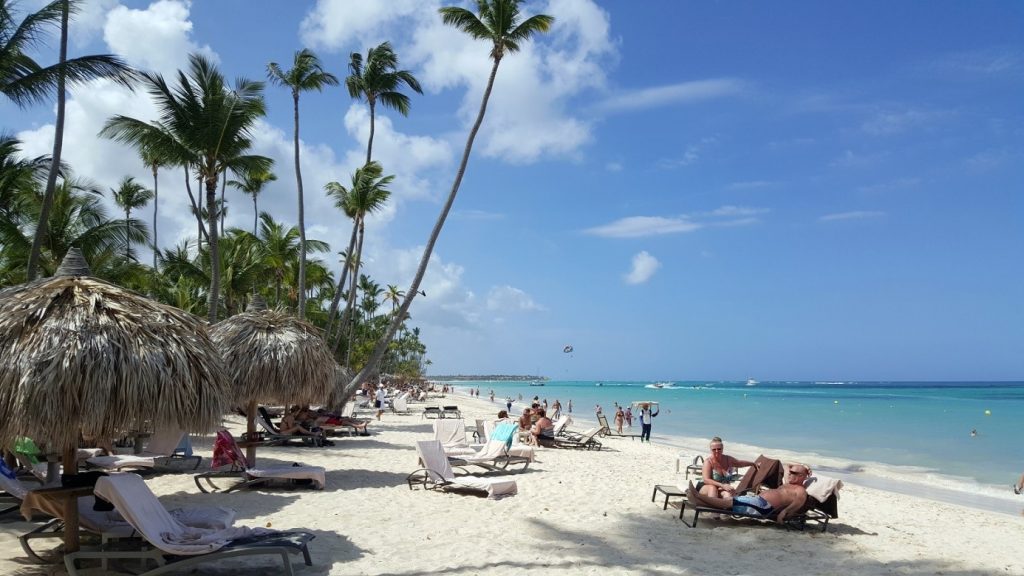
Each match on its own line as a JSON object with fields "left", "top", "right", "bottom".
{"left": 252, "top": 196, "right": 258, "bottom": 236}
{"left": 324, "top": 223, "right": 358, "bottom": 342}
{"left": 366, "top": 100, "right": 376, "bottom": 164}
{"left": 206, "top": 174, "right": 220, "bottom": 322}
{"left": 219, "top": 170, "right": 226, "bottom": 238}
{"left": 293, "top": 91, "right": 307, "bottom": 318}
{"left": 26, "top": 0, "right": 69, "bottom": 281}
{"left": 341, "top": 57, "right": 503, "bottom": 400}
{"left": 343, "top": 220, "right": 365, "bottom": 368}
{"left": 183, "top": 166, "right": 208, "bottom": 246}
{"left": 124, "top": 207, "right": 131, "bottom": 262}
{"left": 152, "top": 164, "right": 159, "bottom": 271}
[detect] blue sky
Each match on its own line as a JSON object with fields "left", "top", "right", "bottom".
{"left": 4, "top": 0, "right": 1022, "bottom": 381}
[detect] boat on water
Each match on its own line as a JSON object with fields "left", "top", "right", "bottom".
{"left": 529, "top": 381, "right": 545, "bottom": 386}
{"left": 645, "top": 381, "right": 675, "bottom": 389}
{"left": 746, "top": 378, "right": 759, "bottom": 386}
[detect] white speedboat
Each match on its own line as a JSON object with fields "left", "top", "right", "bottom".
{"left": 746, "top": 378, "right": 759, "bottom": 386}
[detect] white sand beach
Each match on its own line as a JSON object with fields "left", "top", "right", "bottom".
{"left": 1, "top": 392, "right": 1022, "bottom": 575}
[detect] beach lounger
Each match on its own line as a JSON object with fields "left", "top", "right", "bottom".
{"left": 472, "top": 418, "right": 487, "bottom": 442}
{"left": 256, "top": 407, "right": 328, "bottom": 447}
{"left": 485, "top": 422, "right": 536, "bottom": 462}
{"left": 678, "top": 456, "right": 839, "bottom": 531}
{"left": 449, "top": 437, "right": 532, "bottom": 473}
{"left": 596, "top": 414, "right": 642, "bottom": 440}
{"left": 64, "top": 473, "right": 314, "bottom": 576}
{"left": 422, "top": 406, "right": 442, "bottom": 419}
{"left": 407, "top": 440, "right": 517, "bottom": 499}
{"left": 391, "top": 394, "right": 410, "bottom": 414}
{"left": 442, "top": 405, "right": 462, "bottom": 419}
{"left": 193, "top": 430, "right": 326, "bottom": 493}
{"left": 433, "top": 419, "right": 478, "bottom": 456}
{"left": 86, "top": 428, "right": 202, "bottom": 472}
{"left": 544, "top": 427, "right": 603, "bottom": 450}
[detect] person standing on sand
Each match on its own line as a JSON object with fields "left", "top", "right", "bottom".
{"left": 625, "top": 406, "right": 633, "bottom": 427}
{"left": 595, "top": 404, "right": 602, "bottom": 415}
{"left": 638, "top": 402, "right": 659, "bottom": 442}
{"left": 506, "top": 397, "right": 514, "bottom": 412}
{"left": 1014, "top": 472, "right": 1024, "bottom": 494}
{"left": 489, "top": 390, "right": 495, "bottom": 402}
{"left": 568, "top": 399, "right": 573, "bottom": 413}
{"left": 614, "top": 406, "right": 625, "bottom": 434}
{"left": 551, "top": 399, "right": 561, "bottom": 420}
{"left": 375, "top": 385, "right": 387, "bottom": 420}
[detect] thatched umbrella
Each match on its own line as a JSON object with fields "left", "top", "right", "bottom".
{"left": 0, "top": 248, "right": 231, "bottom": 474}
{"left": 209, "top": 295, "right": 337, "bottom": 463}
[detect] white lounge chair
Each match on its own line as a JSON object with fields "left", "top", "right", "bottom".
{"left": 64, "top": 473, "right": 314, "bottom": 576}
{"left": 407, "top": 440, "right": 517, "bottom": 499}
{"left": 86, "top": 428, "right": 202, "bottom": 471}
{"left": 194, "top": 430, "right": 326, "bottom": 493}
{"left": 432, "top": 419, "right": 478, "bottom": 456}
{"left": 449, "top": 439, "right": 531, "bottom": 473}
{"left": 391, "top": 394, "right": 410, "bottom": 414}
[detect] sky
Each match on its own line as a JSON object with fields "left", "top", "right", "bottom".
{"left": 3, "top": 0, "right": 1022, "bottom": 381}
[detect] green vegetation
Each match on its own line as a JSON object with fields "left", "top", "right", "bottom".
{"left": 0, "top": 0, "right": 552, "bottom": 386}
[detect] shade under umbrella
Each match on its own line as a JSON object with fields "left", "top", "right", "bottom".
{"left": 209, "top": 301, "right": 336, "bottom": 461}
{"left": 0, "top": 248, "right": 231, "bottom": 457}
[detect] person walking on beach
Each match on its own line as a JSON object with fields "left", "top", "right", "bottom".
{"left": 374, "top": 385, "right": 387, "bottom": 420}
{"left": 595, "top": 404, "right": 603, "bottom": 415}
{"left": 567, "top": 399, "right": 573, "bottom": 413}
{"left": 638, "top": 402, "right": 659, "bottom": 442}
{"left": 625, "top": 406, "right": 633, "bottom": 427}
{"left": 614, "top": 406, "right": 625, "bottom": 434}
{"left": 551, "top": 399, "right": 561, "bottom": 420}
{"left": 489, "top": 390, "right": 495, "bottom": 402}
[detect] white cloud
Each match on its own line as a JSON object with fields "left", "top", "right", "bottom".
{"left": 605, "top": 161, "right": 623, "bottom": 172}
{"left": 584, "top": 216, "right": 701, "bottom": 238}
{"left": 657, "top": 137, "right": 718, "bottom": 169}
{"left": 300, "top": 0, "right": 429, "bottom": 50}
{"left": 819, "top": 211, "right": 885, "bottom": 222}
{"left": 703, "top": 205, "right": 767, "bottom": 218}
{"left": 594, "top": 78, "right": 745, "bottom": 114}
{"left": 861, "top": 108, "right": 947, "bottom": 136}
{"left": 104, "top": 0, "right": 217, "bottom": 76}
{"left": 486, "top": 285, "right": 544, "bottom": 312}
{"left": 624, "top": 251, "right": 659, "bottom": 285}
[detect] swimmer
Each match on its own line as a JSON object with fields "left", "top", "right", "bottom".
{"left": 971, "top": 429, "right": 977, "bottom": 437}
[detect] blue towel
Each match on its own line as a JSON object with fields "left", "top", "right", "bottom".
{"left": 490, "top": 423, "right": 518, "bottom": 447}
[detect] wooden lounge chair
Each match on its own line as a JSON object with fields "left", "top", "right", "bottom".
{"left": 407, "top": 440, "right": 517, "bottom": 499}
{"left": 65, "top": 473, "right": 314, "bottom": 575}
{"left": 596, "top": 414, "right": 642, "bottom": 440}
{"left": 678, "top": 456, "right": 838, "bottom": 532}
{"left": 255, "top": 407, "right": 328, "bottom": 447}
{"left": 194, "top": 430, "right": 325, "bottom": 493}
{"left": 543, "top": 427, "right": 603, "bottom": 450}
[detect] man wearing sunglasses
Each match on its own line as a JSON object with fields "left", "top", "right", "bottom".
{"left": 687, "top": 464, "right": 811, "bottom": 524}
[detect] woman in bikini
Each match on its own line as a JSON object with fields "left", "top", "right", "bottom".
{"left": 699, "top": 436, "right": 755, "bottom": 498}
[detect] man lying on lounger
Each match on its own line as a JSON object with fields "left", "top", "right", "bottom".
{"left": 687, "top": 464, "right": 810, "bottom": 524}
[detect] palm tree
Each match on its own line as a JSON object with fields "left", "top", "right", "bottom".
{"left": 101, "top": 54, "right": 270, "bottom": 322}
{"left": 341, "top": 0, "right": 553, "bottom": 398}
{"left": 345, "top": 41, "right": 422, "bottom": 165}
{"left": 138, "top": 146, "right": 166, "bottom": 271}
{"left": 110, "top": 176, "right": 153, "bottom": 262}
{"left": 9, "top": 0, "right": 138, "bottom": 280}
{"left": 267, "top": 48, "right": 338, "bottom": 319}
{"left": 384, "top": 283, "right": 405, "bottom": 315}
{"left": 324, "top": 161, "right": 393, "bottom": 363}
{"left": 227, "top": 169, "right": 276, "bottom": 235}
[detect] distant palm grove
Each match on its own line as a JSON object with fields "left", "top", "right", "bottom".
{"left": 0, "top": 0, "right": 553, "bottom": 385}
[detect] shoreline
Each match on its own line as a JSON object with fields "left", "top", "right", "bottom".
{"left": 455, "top": 389, "right": 1024, "bottom": 517}
{"left": 0, "top": 390, "right": 1021, "bottom": 575}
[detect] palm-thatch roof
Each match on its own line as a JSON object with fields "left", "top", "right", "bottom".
{"left": 208, "top": 303, "right": 336, "bottom": 408}
{"left": 0, "top": 249, "right": 231, "bottom": 451}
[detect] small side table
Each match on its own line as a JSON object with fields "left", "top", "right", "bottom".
{"left": 20, "top": 484, "right": 95, "bottom": 553}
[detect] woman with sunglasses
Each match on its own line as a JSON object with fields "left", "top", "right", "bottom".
{"left": 700, "top": 436, "right": 755, "bottom": 498}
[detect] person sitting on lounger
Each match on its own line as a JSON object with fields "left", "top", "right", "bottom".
{"left": 700, "top": 436, "right": 755, "bottom": 498}
{"left": 279, "top": 411, "right": 320, "bottom": 437}
{"left": 690, "top": 464, "right": 810, "bottom": 524}
{"left": 529, "top": 409, "right": 554, "bottom": 446}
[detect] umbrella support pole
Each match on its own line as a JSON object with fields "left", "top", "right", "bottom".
{"left": 246, "top": 402, "right": 257, "bottom": 465}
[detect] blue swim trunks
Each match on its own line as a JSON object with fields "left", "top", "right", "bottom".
{"left": 732, "top": 495, "right": 774, "bottom": 517}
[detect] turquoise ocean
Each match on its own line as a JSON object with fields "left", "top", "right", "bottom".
{"left": 445, "top": 380, "right": 1023, "bottom": 508}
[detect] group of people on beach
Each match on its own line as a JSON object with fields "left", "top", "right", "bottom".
{"left": 691, "top": 435, "right": 811, "bottom": 523}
